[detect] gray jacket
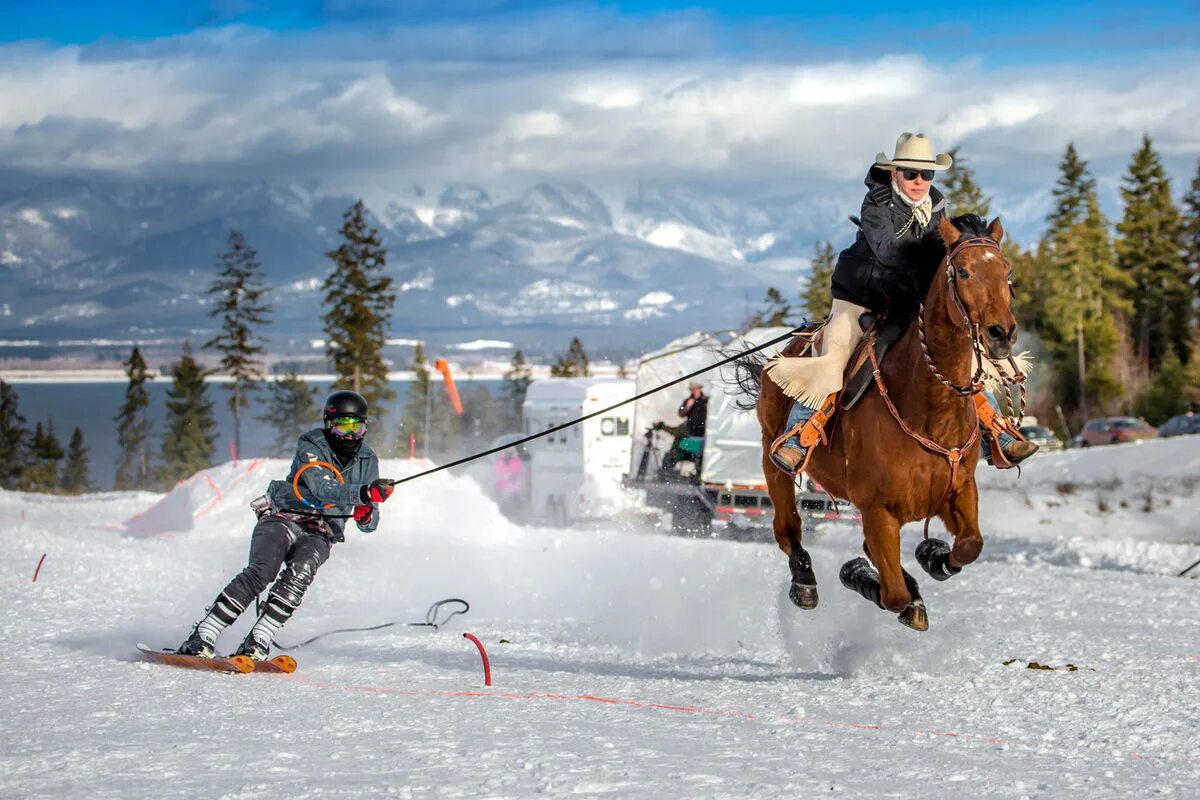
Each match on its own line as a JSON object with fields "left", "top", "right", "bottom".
{"left": 265, "top": 428, "right": 380, "bottom": 542}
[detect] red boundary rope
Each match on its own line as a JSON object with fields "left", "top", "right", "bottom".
{"left": 32, "top": 553, "right": 47, "bottom": 583}
{"left": 462, "top": 633, "right": 492, "bottom": 686}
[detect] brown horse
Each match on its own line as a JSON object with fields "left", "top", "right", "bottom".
{"left": 736, "top": 214, "right": 1017, "bottom": 630}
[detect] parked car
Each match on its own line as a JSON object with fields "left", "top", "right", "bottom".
{"left": 1078, "top": 416, "right": 1158, "bottom": 447}
{"left": 1158, "top": 412, "right": 1200, "bottom": 438}
{"left": 1018, "top": 423, "right": 1063, "bottom": 452}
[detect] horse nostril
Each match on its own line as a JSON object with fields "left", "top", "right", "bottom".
{"left": 986, "top": 325, "right": 1006, "bottom": 341}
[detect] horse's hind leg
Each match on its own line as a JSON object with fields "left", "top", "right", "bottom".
{"left": 763, "top": 446, "right": 818, "bottom": 609}
{"left": 857, "top": 506, "right": 911, "bottom": 613}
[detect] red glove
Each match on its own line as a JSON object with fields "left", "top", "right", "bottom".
{"left": 353, "top": 504, "right": 373, "bottom": 525}
{"left": 360, "top": 479, "right": 395, "bottom": 504}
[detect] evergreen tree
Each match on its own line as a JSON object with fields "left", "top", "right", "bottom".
{"left": 22, "top": 420, "right": 64, "bottom": 492}
{"left": 60, "top": 427, "right": 93, "bottom": 494}
{"left": 747, "top": 288, "right": 792, "bottom": 328}
{"left": 1115, "top": 134, "right": 1190, "bottom": 368}
{"left": 114, "top": 346, "right": 152, "bottom": 490}
{"left": 0, "top": 380, "right": 28, "bottom": 489}
{"left": 259, "top": 371, "right": 319, "bottom": 456}
{"left": 502, "top": 350, "right": 534, "bottom": 428}
{"left": 1135, "top": 345, "right": 1187, "bottom": 424}
{"left": 322, "top": 200, "right": 396, "bottom": 421}
{"left": 941, "top": 146, "right": 992, "bottom": 218}
{"left": 158, "top": 343, "right": 217, "bottom": 487}
{"left": 550, "top": 337, "right": 590, "bottom": 378}
{"left": 461, "top": 385, "right": 501, "bottom": 449}
{"left": 1183, "top": 159, "right": 1200, "bottom": 303}
{"left": 1039, "top": 146, "right": 1131, "bottom": 420}
{"left": 205, "top": 230, "right": 271, "bottom": 457}
{"left": 401, "top": 342, "right": 432, "bottom": 455}
{"left": 802, "top": 243, "right": 836, "bottom": 321}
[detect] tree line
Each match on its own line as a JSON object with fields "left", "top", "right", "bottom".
{"left": 0, "top": 200, "right": 596, "bottom": 493}
{"left": 751, "top": 136, "right": 1200, "bottom": 433}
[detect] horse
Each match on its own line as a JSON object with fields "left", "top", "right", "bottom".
{"left": 734, "top": 214, "right": 1017, "bottom": 630}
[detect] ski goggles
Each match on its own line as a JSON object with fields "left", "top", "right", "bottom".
{"left": 901, "top": 169, "right": 935, "bottom": 182}
{"left": 327, "top": 415, "right": 367, "bottom": 438}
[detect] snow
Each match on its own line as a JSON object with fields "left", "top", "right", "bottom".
{"left": 2, "top": 437, "right": 1199, "bottom": 797}
{"left": 450, "top": 339, "right": 514, "bottom": 351}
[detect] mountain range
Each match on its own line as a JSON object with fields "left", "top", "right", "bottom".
{"left": 0, "top": 175, "right": 857, "bottom": 358}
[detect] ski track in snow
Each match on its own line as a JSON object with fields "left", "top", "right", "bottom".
{"left": 2, "top": 439, "right": 1199, "bottom": 798}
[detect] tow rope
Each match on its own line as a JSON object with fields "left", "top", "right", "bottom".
{"left": 274, "top": 598, "right": 470, "bottom": 651}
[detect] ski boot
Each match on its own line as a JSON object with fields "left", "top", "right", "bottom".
{"left": 234, "top": 634, "right": 270, "bottom": 662}
{"left": 177, "top": 627, "right": 215, "bottom": 659}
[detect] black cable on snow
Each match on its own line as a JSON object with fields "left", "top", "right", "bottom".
{"left": 274, "top": 598, "right": 470, "bottom": 651}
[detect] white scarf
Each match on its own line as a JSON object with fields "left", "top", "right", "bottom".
{"left": 892, "top": 179, "right": 933, "bottom": 233}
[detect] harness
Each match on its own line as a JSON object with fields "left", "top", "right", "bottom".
{"left": 869, "top": 235, "right": 1022, "bottom": 537}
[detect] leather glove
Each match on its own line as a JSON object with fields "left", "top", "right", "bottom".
{"left": 352, "top": 504, "right": 374, "bottom": 525}
{"left": 360, "top": 479, "right": 395, "bottom": 504}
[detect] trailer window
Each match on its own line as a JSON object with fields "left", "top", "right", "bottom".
{"left": 600, "top": 417, "right": 629, "bottom": 436}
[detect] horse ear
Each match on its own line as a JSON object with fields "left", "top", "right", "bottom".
{"left": 987, "top": 216, "right": 1005, "bottom": 245}
{"left": 938, "top": 215, "right": 961, "bottom": 247}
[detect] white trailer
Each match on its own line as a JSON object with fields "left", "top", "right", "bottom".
{"left": 523, "top": 378, "right": 635, "bottom": 526}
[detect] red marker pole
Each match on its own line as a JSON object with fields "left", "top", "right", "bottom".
{"left": 229, "top": 440, "right": 238, "bottom": 465}
{"left": 32, "top": 553, "right": 47, "bottom": 583}
{"left": 462, "top": 633, "right": 492, "bottom": 687}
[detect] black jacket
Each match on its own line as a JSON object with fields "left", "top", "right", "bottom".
{"left": 678, "top": 393, "right": 707, "bottom": 437}
{"left": 830, "top": 166, "right": 946, "bottom": 313}
{"left": 265, "top": 428, "right": 381, "bottom": 542}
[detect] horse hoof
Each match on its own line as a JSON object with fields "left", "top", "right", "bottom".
{"left": 915, "top": 538, "right": 961, "bottom": 582}
{"left": 898, "top": 600, "right": 929, "bottom": 631}
{"left": 789, "top": 582, "right": 819, "bottom": 609}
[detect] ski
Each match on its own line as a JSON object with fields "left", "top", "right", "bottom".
{"left": 137, "top": 643, "right": 254, "bottom": 674}
{"left": 252, "top": 654, "right": 298, "bottom": 674}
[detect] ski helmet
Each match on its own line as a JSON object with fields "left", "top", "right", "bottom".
{"left": 323, "top": 390, "right": 369, "bottom": 441}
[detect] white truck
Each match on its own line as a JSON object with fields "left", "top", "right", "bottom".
{"left": 522, "top": 378, "right": 636, "bottom": 526}
{"left": 624, "top": 327, "right": 858, "bottom": 536}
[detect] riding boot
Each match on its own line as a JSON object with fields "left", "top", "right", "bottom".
{"left": 974, "top": 392, "right": 1038, "bottom": 468}
{"left": 771, "top": 394, "right": 837, "bottom": 475}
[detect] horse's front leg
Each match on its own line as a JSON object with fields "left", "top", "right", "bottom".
{"left": 917, "top": 478, "right": 983, "bottom": 581}
{"left": 844, "top": 506, "right": 911, "bottom": 613}
{"left": 762, "top": 445, "right": 818, "bottom": 609}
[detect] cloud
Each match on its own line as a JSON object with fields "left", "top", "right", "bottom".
{"left": 0, "top": 15, "right": 1197, "bottom": 242}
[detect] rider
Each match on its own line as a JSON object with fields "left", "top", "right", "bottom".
{"left": 767, "top": 132, "right": 1037, "bottom": 474}
{"left": 176, "top": 390, "right": 395, "bottom": 660}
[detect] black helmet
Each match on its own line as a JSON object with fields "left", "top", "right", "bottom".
{"left": 323, "top": 390, "right": 369, "bottom": 442}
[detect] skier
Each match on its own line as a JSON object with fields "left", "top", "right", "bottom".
{"left": 177, "top": 390, "right": 395, "bottom": 660}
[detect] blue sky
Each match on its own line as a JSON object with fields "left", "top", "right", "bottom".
{"left": 4, "top": 1, "right": 1197, "bottom": 66}
{"left": 0, "top": 0, "right": 1196, "bottom": 241}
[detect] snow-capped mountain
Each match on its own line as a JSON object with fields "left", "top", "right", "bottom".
{"left": 0, "top": 176, "right": 854, "bottom": 354}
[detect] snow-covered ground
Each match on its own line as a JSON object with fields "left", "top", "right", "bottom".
{"left": 3, "top": 439, "right": 1199, "bottom": 798}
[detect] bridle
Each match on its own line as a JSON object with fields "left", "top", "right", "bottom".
{"left": 916, "top": 236, "right": 1027, "bottom": 427}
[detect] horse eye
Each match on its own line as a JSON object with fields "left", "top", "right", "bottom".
{"left": 957, "top": 268, "right": 970, "bottom": 280}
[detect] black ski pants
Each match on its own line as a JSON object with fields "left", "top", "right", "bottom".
{"left": 221, "top": 515, "right": 332, "bottom": 612}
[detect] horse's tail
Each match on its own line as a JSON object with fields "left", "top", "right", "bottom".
{"left": 726, "top": 346, "right": 768, "bottom": 411}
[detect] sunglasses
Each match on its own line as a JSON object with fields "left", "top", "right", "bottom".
{"left": 328, "top": 416, "right": 367, "bottom": 438}
{"left": 901, "top": 169, "right": 935, "bottom": 182}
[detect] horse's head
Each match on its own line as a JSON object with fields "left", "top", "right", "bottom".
{"left": 936, "top": 214, "right": 1017, "bottom": 360}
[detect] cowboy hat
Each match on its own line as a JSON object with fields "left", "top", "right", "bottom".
{"left": 875, "top": 132, "right": 953, "bottom": 171}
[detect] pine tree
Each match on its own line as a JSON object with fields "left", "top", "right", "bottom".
{"left": 802, "top": 243, "right": 836, "bottom": 321}
{"left": 259, "top": 371, "right": 319, "bottom": 456}
{"left": 1115, "top": 134, "right": 1190, "bottom": 369}
{"left": 322, "top": 200, "right": 396, "bottom": 421}
{"left": 60, "top": 427, "right": 93, "bottom": 494}
{"left": 158, "top": 343, "right": 217, "bottom": 487}
{"left": 1040, "top": 147, "right": 1132, "bottom": 420}
{"left": 502, "top": 350, "right": 534, "bottom": 428}
{"left": 114, "top": 346, "right": 152, "bottom": 490}
{"left": 1135, "top": 346, "right": 1188, "bottom": 424}
{"left": 205, "top": 230, "right": 271, "bottom": 457}
{"left": 941, "top": 146, "right": 992, "bottom": 218}
{"left": 1183, "top": 159, "right": 1200, "bottom": 304}
{"left": 550, "top": 338, "right": 590, "bottom": 377}
{"left": 401, "top": 342, "right": 432, "bottom": 455}
{"left": 461, "top": 385, "right": 501, "bottom": 450}
{"left": 747, "top": 288, "right": 792, "bottom": 328}
{"left": 0, "top": 380, "right": 28, "bottom": 489}
{"left": 22, "top": 420, "right": 64, "bottom": 492}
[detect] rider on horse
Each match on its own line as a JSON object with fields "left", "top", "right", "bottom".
{"left": 767, "top": 133, "right": 1037, "bottom": 474}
